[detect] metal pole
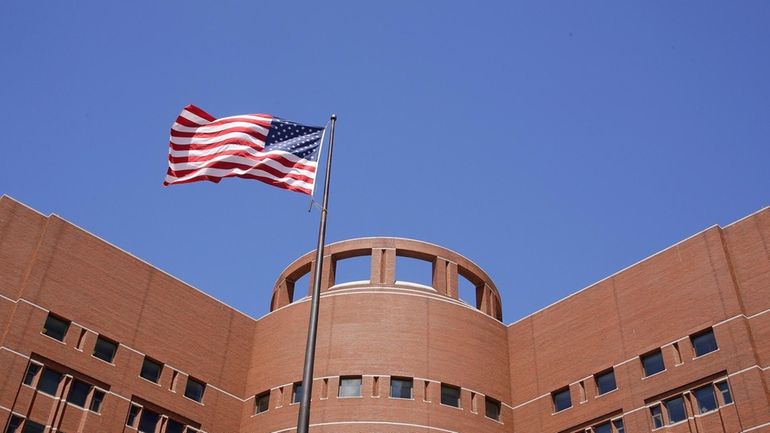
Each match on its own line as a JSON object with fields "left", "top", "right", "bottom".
{"left": 296, "top": 114, "right": 336, "bottom": 433}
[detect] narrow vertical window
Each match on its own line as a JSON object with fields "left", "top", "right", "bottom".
{"left": 672, "top": 342, "right": 682, "bottom": 364}
{"left": 552, "top": 387, "right": 571, "bottom": 412}
{"left": 372, "top": 376, "right": 379, "bottom": 397}
{"left": 716, "top": 381, "right": 733, "bottom": 404}
{"left": 423, "top": 381, "right": 430, "bottom": 402}
{"left": 612, "top": 418, "right": 625, "bottom": 433}
{"left": 5, "top": 415, "right": 23, "bottom": 433}
{"left": 76, "top": 328, "right": 87, "bottom": 350}
{"left": 90, "top": 389, "right": 105, "bottom": 413}
{"left": 292, "top": 382, "right": 302, "bottom": 404}
{"left": 691, "top": 329, "right": 718, "bottom": 357}
{"left": 641, "top": 349, "right": 665, "bottom": 376}
{"left": 126, "top": 404, "right": 141, "bottom": 427}
{"left": 321, "top": 379, "right": 328, "bottom": 399}
{"left": 578, "top": 380, "right": 586, "bottom": 402}
{"left": 470, "top": 392, "right": 477, "bottom": 413}
{"left": 650, "top": 404, "right": 663, "bottom": 429}
{"left": 23, "top": 363, "right": 42, "bottom": 386}
{"left": 440, "top": 384, "right": 461, "bottom": 408}
{"left": 42, "top": 313, "right": 69, "bottom": 341}
{"left": 338, "top": 376, "right": 362, "bottom": 397}
{"left": 169, "top": 370, "right": 179, "bottom": 391}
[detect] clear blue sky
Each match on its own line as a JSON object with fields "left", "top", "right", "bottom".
{"left": 1, "top": 2, "right": 768, "bottom": 323}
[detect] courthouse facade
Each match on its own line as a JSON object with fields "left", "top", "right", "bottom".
{"left": 1, "top": 195, "right": 769, "bottom": 433}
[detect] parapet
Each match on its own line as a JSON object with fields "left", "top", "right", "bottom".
{"left": 270, "top": 237, "right": 503, "bottom": 321}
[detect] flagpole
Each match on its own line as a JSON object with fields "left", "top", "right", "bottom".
{"left": 297, "top": 113, "right": 336, "bottom": 433}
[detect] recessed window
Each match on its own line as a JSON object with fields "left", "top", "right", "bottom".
{"left": 42, "top": 313, "right": 69, "bottom": 341}
{"left": 166, "top": 419, "right": 184, "bottom": 433}
{"left": 595, "top": 369, "right": 617, "bottom": 395}
{"left": 138, "top": 409, "right": 159, "bottom": 433}
{"left": 693, "top": 385, "right": 718, "bottom": 413}
{"left": 691, "top": 329, "right": 718, "bottom": 357}
{"left": 67, "top": 379, "right": 91, "bottom": 407}
{"left": 37, "top": 368, "right": 62, "bottom": 396}
{"left": 90, "top": 389, "right": 105, "bottom": 412}
{"left": 92, "top": 336, "right": 118, "bottom": 363}
{"left": 339, "top": 376, "right": 362, "bottom": 397}
{"left": 6, "top": 415, "right": 23, "bottom": 433}
{"left": 665, "top": 396, "right": 686, "bottom": 424}
{"left": 612, "top": 418, "right": 625, "bottom": 433}
{"left": 650, "top": 404, "right": 664, "bottom": 429}
{"left": 140, "top": 357, "right": 163, "bottom": 383}
{"left": 593, "top": 421, "right": 611, "bottom": 433}
{"left": 716, "top": 381, "right": 732, "bottom": 404}
{"left": 484, "top": 397, "right": 501, "bottom": 421}
{"left": 641, "top": 350, "right": 665, "bottom": 376}
{"left": 390, "top": 377, "right": 413, "bottom": 399}
{"left": 21, "top": 420, "right": 44, "bottom": 433}
{"left": 184, "top": 377, "right": 206, "bottom": 403}
{"left": 255, "top": 392, "right": 270, "bottom": 414}
{"left": 292, "top": 382, "right": 303, "bottom": 404}
{"left": 440, "top": 384, "right": 461, "bottom": 408}
{"left": 126, "top": 404, "right": 141, "bottom": 427}
{"left": 552, "top": 387, "right": 571, "bottom": 412}
{"left": 23, "top": 363, "right": 42, "bottom": 386}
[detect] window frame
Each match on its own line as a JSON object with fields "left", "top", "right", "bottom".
{"left": 440, "top": 383, "right": 461, "bottom": 408}
{"left": 183, "top": 377, "right": 206, "bottom": 403}
{"left": 255, "top": 391, "right": 270, "bottom": 414}
{"left": 690, "top": 328, "right": 718, "bottom": 358}
{"left": 664, "top": 395, "right": 687, "bottom": 425}
{"left": 292, "top": 382, "right": 303, "bottom": 404}
{"left": 594, "top": 369, "right": 617, "bottom": 395}
{"left": 389, "top": 377, "right": 413, "bottom": 399}
{"left": 484, "top": 396, "right": 501, "bottom": 421}
{"left": 41, "top": 313, "right": 70, "bottom": 342}
{"left": 338, "top": 376, "right": 362, "bottom": 398}
{"left": 693, "top": 384, "right": 718, "bottom": 414}
{"left": 715, "top": 380, "right": 733, "bottom": 405}
{"left": 641, "top": 349, "right": 666, "bottom": 377}
{"left": 92, "top": 335, "right": 118, "bottom": 364}
{"left": 650, "top": 404, "right": 664, "bottom": 429}
{"left": 552, "top": 387, "right": 572, "bottom": 413}
{"left": 37, "top": 368, "right": 63, "bottom": 396}
{"left": 139, "top": 357, "right": 163, "bottom": 383}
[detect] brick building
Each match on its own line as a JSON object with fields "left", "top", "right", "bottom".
{"left": 1, "top": 195, "right": 768, "bottom": 433}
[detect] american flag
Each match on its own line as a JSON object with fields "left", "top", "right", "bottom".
{"left": 163, "top": 104, "right": 325, "bottom": 195}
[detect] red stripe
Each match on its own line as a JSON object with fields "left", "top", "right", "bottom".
{"left": 170, "top": 126, "right": 267, "bottom": 142}
{"left": 205, "top": 115, "right": 273, "bottom": 129}
{"left": 165, "top": 172, "right": 311, "bottom": 194}
{"left": 169, "top": 150, "right": 317, "bottom": 173}
{"left": 167, "top": 160, "right": 316, "bottom": 184}
{"left": 174, "top": 116, "right": 205, "bottom": 128}
{"left": 184, "top": 104, "right": 217, "bottom": 122}
{"left": 169, "top": 137, "right": 265, "bottom": 152}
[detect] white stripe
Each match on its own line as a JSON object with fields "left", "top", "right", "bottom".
{"left": 169, "top": 143, "right": 264, "bottom": 158}
{"left": 179, "top": 109, "right": 213, "bottom": 126}
{"left": 215, "top": 113, "right": 272, "bottom": 123}
{"left": 170, "top": 131, "right": 265, "bottom": 146}
{"left": 170, "top": 155, "right": 316, "bottom": 178}
{"left": 166, "top": 166, "right": 315, "bottom": 189}
{"left": 172, "top": 121, "right": 269, "bottom": 135}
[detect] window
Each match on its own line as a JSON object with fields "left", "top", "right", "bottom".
{"left": 140, "top": 357, "right": 163, "bottom": 383}
{"left": 484, "top": 397, "right": 501, "bottom": 421}
{"left": 90, "top": 389, "right": 105, "bottom": 412}
{"left": 650, "top": 404, "right": 664, "bottom": 429}
{"left": 42, "top": 314, "right": 69, "bottom": 341}
{"left": 92, "top": 336, "right": 118, "bottom": 363}
{"left": 138, "top": 409, "right": 159, "bottom": 433}
{"left": 184, "top": 377, "right": 205, "bottom": 402}
{"left": 23, "top": 363, "right": 42, "bottom": 386}
{"left": 716, "top": 381, "right": 732, "bottom": 404}
{"left": 665, "top": 396, "right": 686, "bottom": 424}
{"left": 338, "top": 376, "right": 362, "bottom": 397}
{"left": 641, "top": 350, "right": 665, "bottom": 376}
{"left": 67, "top": 379, "right": 91, "bottom": 407}
{"left": 595, "top": 369, "right": 617, "bottom": 395}
{"left": 166, "top": 419, "right": 184, "bottom": 433}
{"left": 693, "top": 385, "right": 718, "bottom": 413}
{"left": 594, "top": 422, "right": 611, "bottom": 433}
{"left": 37, "top": 368, "right": 62, "bottom": 396}
{"left": 21, "top": 421, "right": 44, "bottom": 433}
{"left": 691, "top": 329, "right": 718, "bottom": 357}
{"left": 612, "top": 418, "right": 625, "bottom": 433}
{"left": 440, "top": 384, "right": 461, "bottom": 407}
{"left": 255, "top": 392, "right": 270, "bottom": 414}
{"left": 5, "top": 415, "right": 23, "bottom": 433}
{"left": 126, "top": 404, "right": 141, "bottom": 427}
{"left": 292, "top": 382, "right": 302, "bottom": 404}
{"left": 552, "top": 388, "right": 571, "bottom": 412}
{"left": 390, "top": 377, "right": 413, "bottom": 399}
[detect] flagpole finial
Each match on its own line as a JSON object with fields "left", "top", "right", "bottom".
{"left": 331, "top": 114, "right": 336, "bottom": 120}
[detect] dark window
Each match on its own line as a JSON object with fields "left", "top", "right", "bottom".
{"left": 641, "top": 350, "right": 665, "bottom": 376}
{"left": 716, "top": 381, "right": 733, "bottom": 404}
{"left": 126, "top": 405, "right": 140, "bottom": 427}
{"left": 67, "top": 379, "right": 91, "bottom": 407}
{"left": 552, "top": 388, "right": 571, "bottom": 412}
{"left": 338, "top": 376, "right": 362, "bottom": 397}
{"left": 184, "top": 377, "right": 205, "bottom": 402}
{"left": 292, "top": 382, "right": 302, "bottom": 404}
{"left": 21, "top": 421, "right": 44, "bottom": 433}
{"left": 390, "top": 377, "right": 413, "bottom": 399}
{"left": 594, "top": 422, "right": 611, "bottom": 433}
{"left": 90, "top": 389, "right": 105, "bottom": 412}
{"left": 42, "top": 314, "right": 69, "bottom": 341}
{"left": 650, "top": 404, "right": 664, "bottom": 429}
{"left": 23, "top": 363, "right": 41, "bottom": 386}
{"left": 612, "top": 418, "right": 625, "bottom": 433}
{"left": 484, "top": 397, "right": 501, "bottom": 421}
{"left": 92, "top": 336, "right": 118, "bottom": 363}
{"left": 693, "top": 385, "right": 718, "bottom": 413}
{"left": 37, "top": 368, "right": 62, "bottom": 396}
{"left": 5, "top": 415, "right": 23, "bottom": 433}
{"left": 166, "top": 419, "right": 184, "bottom": 433}
{"left": 691, "top": 329, "right": 718, "bottom": 357}
{"left": 255, "top": 392, "right": 270, "bottom": 414}
{"left": 140, "top": 357, "right": 163, "bottom": 383}
{"left": 665, "top": 396, "right": 686, "bottom": 424}
{"left": 138, "top": 409, "right": 159, "bottom": 433}
{"left": 595, "top": 369, "right": 617, "bottom": 395}
{"left": 440, "top": 384, "right": 461, "bottom": 407}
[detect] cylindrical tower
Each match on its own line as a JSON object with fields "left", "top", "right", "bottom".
{"left": 244, "top": 238, "right": 510, "bottom": 433}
